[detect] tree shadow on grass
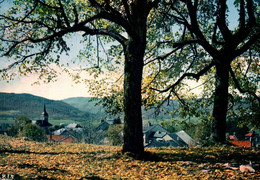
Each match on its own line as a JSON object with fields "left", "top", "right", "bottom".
{"left": 79, "top": 175, "right": 104, "bottom": 180}
{"left": 0, "top": 149, "right": 107, "bottom": 158}
{"left": 114, "top": 146, "right": 260, "bottom": 166}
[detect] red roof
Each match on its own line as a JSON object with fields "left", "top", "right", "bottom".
{"left": 46, "top": 135, "right": 77, "bottom": 143}
{"left": 229, "top": 140, "right": 251, "bottom": 148}
{"left": 245, "top": 133, "right": 253, "bottom": 137}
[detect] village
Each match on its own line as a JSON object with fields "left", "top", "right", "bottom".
{"left": 1, "top": 105, "right": 259, "bottom": 149}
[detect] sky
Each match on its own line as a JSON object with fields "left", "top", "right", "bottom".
{"left": 0, "top": 1, "right": 239, "bottom": 100}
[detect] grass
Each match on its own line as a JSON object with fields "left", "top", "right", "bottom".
{"left": 49, "top": 120, "right": 79, "bottom": 126}
{"left": 0, "top": 135, "right": 259, "bottom": 179}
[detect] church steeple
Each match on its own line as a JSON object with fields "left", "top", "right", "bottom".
{"left": 42, "top": 104, "right": 49, "bottom": 122}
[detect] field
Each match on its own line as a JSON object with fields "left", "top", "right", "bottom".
{"left": 0, "top": 135, "right": 259, "bottom": 179}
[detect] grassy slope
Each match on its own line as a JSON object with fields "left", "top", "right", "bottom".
{"left": 0, "top": 135, "right": 259, "bottom": 179}
{"left": 0, "top": 92, "right": 89, "bottom": 121}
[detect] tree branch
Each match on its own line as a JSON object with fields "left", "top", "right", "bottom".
{"left": 185, "top": 0, "right": 219, "bottom": 58}
{"left": 58, "top": 0, "right": 71, "bottom": 27}
{"left": 229, "top": 66, "right": 260, "bottom": 104}
{"left": 151, "top": 62, "right": 215, "bottom": 93}
{"left": 20, "top": 0, "right": 38, "bottom": 22}
{"left": 212, "top": 21, "right": 225, "bottom": 45}
{"left": 144, "top": 40, "right": 199, "bottom": 66}
{"left": 122, "top": 0, "right": 131, "bottom": 20}
{"left": 233, "top": 31, "right": 260, "bottom": 58}
{"left": 216, "top": 0, "right": 232, "bottom": 41}
{"left": 73, "top": 5, "right": 79, "bottom": 25}
{"left": 82, "top": 27, "right": 127, "bottom": 46}
{"left": 1, "top": 39, "right": 53, "bottom": 71}
{"left": 239, "top": 0, "right": 245, "bottom": 30}
{"left": 36, "top": 0, "right": 60, "bottom": 10}
{"left": 246, "top": 0, "right": 256, "bottom": 26}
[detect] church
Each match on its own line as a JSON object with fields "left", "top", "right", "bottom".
{"left": 35, "top": 104, "right": 52, "bottom": 129}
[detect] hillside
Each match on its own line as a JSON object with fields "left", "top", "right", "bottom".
{"left": 0, "top": 92, "right": 89, "bottom": 120}
{"left": 0, "top": 135, "right": 259, "bottom": 179}
{"left": 62, "top": 97, "right": 106, "bottom": 116}
{"left": 63, "top": 97, "right": 178, "bottom": 120}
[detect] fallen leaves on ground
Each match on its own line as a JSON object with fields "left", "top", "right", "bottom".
{"left": 0, "top": 135, "right": 259, "bottom": 179}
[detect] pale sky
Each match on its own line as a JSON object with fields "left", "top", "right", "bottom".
{"left": 0, "top": 72, "right": 91, "bottom": 100}
{"left": 0, "top": 1, "right": 239, "bottom": 100}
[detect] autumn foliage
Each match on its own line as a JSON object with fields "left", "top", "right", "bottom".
{"left": 0, "top": 135, "right": 259, "bottom": 179}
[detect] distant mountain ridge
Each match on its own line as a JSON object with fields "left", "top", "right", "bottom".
{"left": 62, "top": 97, "right": 105, "bottom": 114}
{"left": 62, "top": 97, "right": 108, "bottom": 119}
{"left": 62, "top": 97, "right": 178, "bottom": 120}
{"left": 0, "top": 92, "right": 177, "bottom": 122}
{"left": 0, "top": 92, "right": 89, "bottom": 120}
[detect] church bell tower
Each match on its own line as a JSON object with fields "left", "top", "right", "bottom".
{"left": 42, "top": 104, "right": 49, "bottom": 123}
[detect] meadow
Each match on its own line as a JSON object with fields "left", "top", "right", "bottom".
{"left": 0, "top": 135, "right": 259, "bottom": 179}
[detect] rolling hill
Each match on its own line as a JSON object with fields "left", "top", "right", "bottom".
{"left": 62, "top": 97, "right": 105, "bottom": 114}
{"left": 0, "top": 92, "right": 90, "bottom": 120}
{"left": 62, "top": 97, "right": 178, "bottom": 120}
{"left": 0, "top": 92, "right": 178, "bottom": 122}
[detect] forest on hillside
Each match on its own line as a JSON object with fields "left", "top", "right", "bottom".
{"left": 0, "top": 93, "right": 90, "bottom": 120}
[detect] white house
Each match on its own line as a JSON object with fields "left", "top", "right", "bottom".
{"left": 143, "top": 123, "right": 196, "bottom": 147}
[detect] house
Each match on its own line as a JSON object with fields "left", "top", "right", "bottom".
{"left": 229, "top": 131, "right": 260, "bottom": 148}
{"left": 144, "top": 130, "right": 182, "bottom": 148}
{"left": 143, "top": 123, "right": 168, "bottom": 146}
{"left": 66, "top": 123, "right": 82, "bottom": 129}
{"left": 53, "top": 123, "right": 83, "bottom": 135}
{"left": 94, "top": 119, "right": 123, "bottom": 145}
{"left": 46, "top": 134, "right": 77, "bottom": 143}
{"left": 96, "top": 120, "right": 111, "bottom": 131}
{"left": 169, "top": 130, "right": 196, "bottom": 147}
{"left": 96, "top": 118, "right": 122, "bottom": 132}
{"left": 53, "top": 128, "right": 67, "bottom": 135}
{"left": 143, "top": 123, "right": 196, "bottom": 147}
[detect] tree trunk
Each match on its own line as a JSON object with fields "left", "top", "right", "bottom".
{"left": 211, "top": 62, "right": 229, "bottom": 143}
{"left": 122, "top": 2, "right": 147, "bottom": 154}
{"left": 122, "top": 36, "right": 145, "bottom": 155}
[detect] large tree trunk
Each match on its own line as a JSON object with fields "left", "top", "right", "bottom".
{"left": 122, "top": 2, "right": 147, "bottom": 155}
{"left": 211, "top": 62, "right": 229, "bottom": 143}
{"left": 122, "top": 38, "right": 145, "bottom": 155}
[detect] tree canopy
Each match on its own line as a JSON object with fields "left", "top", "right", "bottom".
{"left": 0, "top": 0, "right": 259, "bottom": 155}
